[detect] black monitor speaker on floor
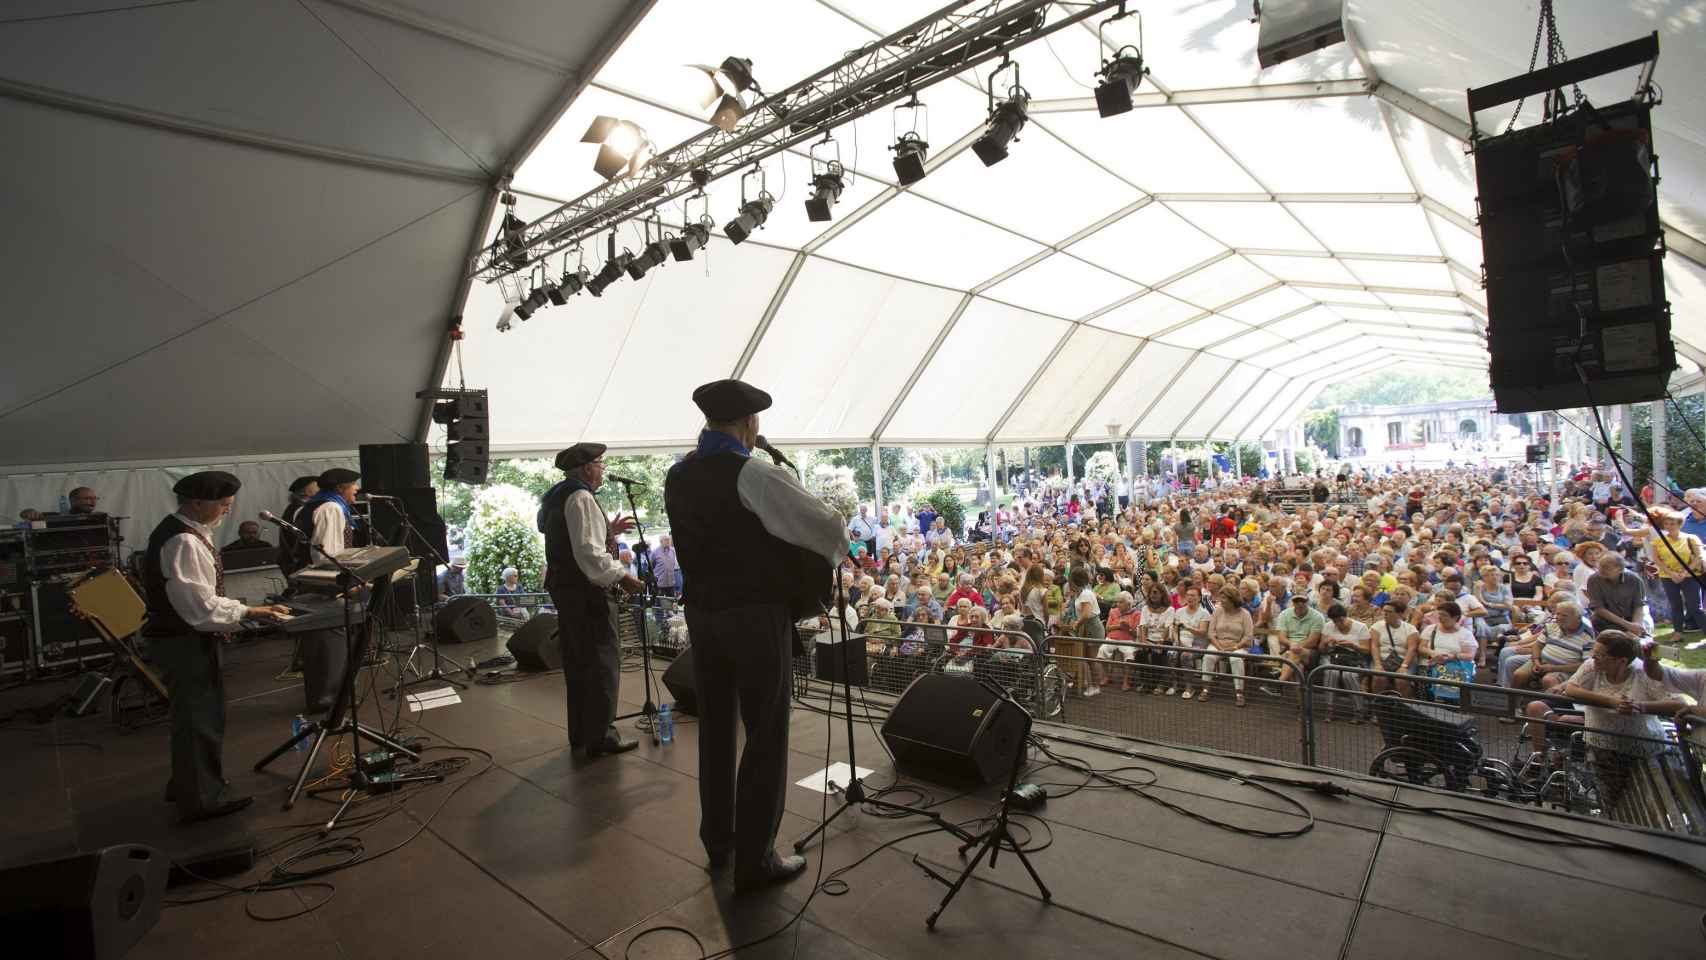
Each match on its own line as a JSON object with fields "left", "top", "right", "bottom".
{"left": 662, "top": 648, "right": 698, "bottom": 715}
{"left": 0, "top": 844, "right": 168, "bottom": 960}
{"left": 881, "top": 673, "right": 1025, "bottom": 786}
{"left": 506, "top": 614, "right": 560, "bottom": 672}
{"left": 434, "top": 597, "right": 496, "bottom": 645}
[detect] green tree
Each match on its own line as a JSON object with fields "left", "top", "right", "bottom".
{"left": 1630, "top": 396, "right": 1706, "bottom": 492}
{"left": 1302, "top": 408, "right": 1341, "bottom": 458}
{"left": 924, "top": 485, "right": 966, "bottom": 537}
{"left": 820, "top": 446, "right": 917, "bottom": 504}
{"left": 1236, "top": 441, "right": 1263, "bottom": 477}
{"left": 1310, "top": 367, "right": 1489, "bottom": 409}
{"left": 463, "top": 484, "right": 546, "bottom": 593}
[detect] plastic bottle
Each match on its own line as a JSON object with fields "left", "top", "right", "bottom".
{"left": 658, "top": 703, "right": 674, "bottom": 744}
{"left": 291, "top": 715, "right": 307, "bottom": 751}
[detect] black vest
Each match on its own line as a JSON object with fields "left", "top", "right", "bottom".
{"left": 540, "top": 484, "right": 606, "bottom": 618}
{"left": 277, "top": 499, "right": 310, "bottom": 573}
{"left": 143, "top": 514, "right": 217, "bottom": 637}
{"left": 664, "top": 451, "right": 796, "bottom": 613}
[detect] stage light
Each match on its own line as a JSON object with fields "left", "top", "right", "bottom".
{"left": 973, "top": 60, "right": 1029, "bottom": 167}
{"left": 558, "top": 264, "right": 589, "bottom": 297}
{"left": 805, "top": 169, "right": 844, "bottom": 222}
{"left": 671, "top": 221, "right": 710, "bottom": 261}
{"left": 585, "top": 252, "right": 631, "bottom": 297}
{"left": 545, "top": 274, "right": 570, "bottom": 305}
{"left": 890, "top": 97, "right": 930, "bottom": 186}
{"left": 725, "top": 195, "right": 773, "bottom": 244}
{"left": 627, "top": 238, "right": 670, "bottom": 280}
{"left": 689, "top": 56, "right": 774, "bottom": 133}
{"left": 1094, "top": 47, "right": 1146, "bottom": 117}
{"left": 581, "top": 115, "right": 654, "bottom": 180}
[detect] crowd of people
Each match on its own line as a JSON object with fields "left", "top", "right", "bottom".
{"left": 812, "top": 462, "right": 1706, "bottom": 815}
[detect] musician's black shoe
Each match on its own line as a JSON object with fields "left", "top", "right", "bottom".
{"left": 163, "top": 778, "right": 231, "bottom": 802}
{"left": 706, "top": 849, "right": 731, "bottom": 870}
{"left": 734, "top": 853, "right": 807, "bottom": 893}
{"left": 178, "top": 796, "right": 253, "bottom": 824}
{"left": 585, "top": 735, "right": 638, "bottom": 756}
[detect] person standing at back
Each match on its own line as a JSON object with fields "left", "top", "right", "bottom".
{"left": 664, "top": 379, "right": 846, "bottom": 893}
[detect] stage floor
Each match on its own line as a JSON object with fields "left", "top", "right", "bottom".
{"left": 4, "top": 631, "right": 1706, "bottom": 960}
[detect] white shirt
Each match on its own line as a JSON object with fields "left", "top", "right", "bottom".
{"left": 1322, "top": 619, "right": 1371, "bottom": 652}
{"left": 159, "top": 513, "right": 249, "bottom": 632}
{"left": 309, "top": 500, "right": 350, "bottom": 556}
{"left": 1372, "top": 619, "right": 1416, "bottom": 660}
{"left": 736, "top": 458, "right": 849, "bottom": 568}
{"left": 1173, "top": 605, "right": 1210, "bottom": 646}
{"left": 875, "top": 523, "right": 896, "bottom": 552}
{"left": 1139, "top": 606, "right": 1174, "bottom": 645}
{"left": 563, "top": 489, "right": 625, "bottom": 589}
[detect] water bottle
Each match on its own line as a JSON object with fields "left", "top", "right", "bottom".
{"left": 658, "top": 703, "right": 674, "bottom": 744}
{"left": 57, "top": 493, "right": 69, "bottom": 514}
{"left": 291, "top": 715, "right": 308, "bottom": 751}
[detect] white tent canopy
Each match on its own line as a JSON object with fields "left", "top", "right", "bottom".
{"left": 2, "top": 1, "right": 1704, "bottom": 478}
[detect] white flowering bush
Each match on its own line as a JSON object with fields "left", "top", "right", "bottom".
{"left": 465, "top": 483, "right": 546, "bottom": 594}
{"left": 1085, "top": 450, "right": 1120, "bottom": 486}
{"left": 807, "top": 464, "right": 859, "bottom": 522}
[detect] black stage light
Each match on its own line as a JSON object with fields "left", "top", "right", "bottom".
{"left": 559, "top": 265, "right": 589, "bottom": 297}
{"left": 691, "top": 57, "right": 760, "bottom": 133}
{"left": 514, "top": 296, "right": 537, "bottom": 321}
{"left": 586, "top": 252, "right": 631, "bottom": 297}
{"left": 892, "top": 132, "right": 929, "bottom": 186}
{"left": 1095, "top": 48, "right": 1146, "bottom": 117}
{"left": 499, "top": 212, "right": 529, "bottom": 269}
{"left": 627, "top": 238, "right": 670, "bottom": 280}
{"left": 973, "top": 93, "right": 1029, "bottom": 166}
{"left": 725, "top": 195, "right": 773, "bottom": 244}
{"left": 805, "top": 163, "right": 845, "bottom": 222}
{"left": 670, "top": 221, "right": 710, "bottom": 261}
{"left": 545, "top": 274, "right": 569, "bottom": 305}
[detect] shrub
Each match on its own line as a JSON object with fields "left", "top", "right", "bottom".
{"left": 464, "top": 484, "right": 546, "bottom": 593}
{"left": 1085, "top": 450, "right": 1120, "bottom": 486}
{"left": 924, "top": 485, "right": 966, "bottom": 537}
{"left": 807, "top": 464, "right": 859, "bottom": 523}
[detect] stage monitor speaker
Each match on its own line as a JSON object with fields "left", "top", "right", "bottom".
{"left": 881, "top": 674, "right": 1025, "bottom": 786}
{"left": 434, "top": 596, "right": 496, "bottom": 645}
{"left": 813, "top": 636, "right": 868, "bottom": 686}
{"left": 662, "top": 648, "right": 697, "bottom": 715}
{"left": 506, "top": 613, "right": 560, "bottom": 671}
{"left": 0, "top": 843, "right": 168, "bottom": 960}
{"left": 359, "top": 443, "right": 430, "bottom": 490}
{"left": 1474, "top": 95, "right": 1672, "bottom": 413}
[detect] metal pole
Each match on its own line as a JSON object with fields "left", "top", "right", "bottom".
{"left": 1065, "top": 442, "right": 1076, "bottom": 485}
{"left": 1652, "top": 400, "right": 1669, "bottom": 503}
{"left": 871, "top": 442, "right": 884, "bottom": 509}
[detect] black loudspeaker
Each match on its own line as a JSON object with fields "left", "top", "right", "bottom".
{"left": 433, "top": 596, "right": 496, "bottom": 645}
{"left": 813, "top": 636, "right": 868, "bottom": 686}
{"left": 506, "top": 613, "right": 560, "bottom": 671}
{"left": 662, "top": 648, "right": 697, "bottom": 715}
{"left": 881, "top": 674, "right": 1025, "bottom": 786}
{"left": 0, "top": 843, "right": 168, "bottom": 960}
{"left": 359, "top": 443, "right": 431, "bottom": 490}
{"left": 365, "top": 489, "right": 450, "bottom": 567}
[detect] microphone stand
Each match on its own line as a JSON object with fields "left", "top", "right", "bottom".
{"left": 611, "top": 478, "right": 661, "bottom": 746}
{"left": 374, "top": 497, "right": 473, "bottom": 695}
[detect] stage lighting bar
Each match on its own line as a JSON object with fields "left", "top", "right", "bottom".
{"left": 471, "top": 0, "right": 1126, "bottom": 281}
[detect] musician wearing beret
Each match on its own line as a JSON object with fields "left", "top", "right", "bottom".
{"left": 539, "top": 443, "right": 644, "bottom": 755}
{"left": 664, "top": 378, "right": 846, "bottom": 891}
{"left": 296, "top": 467, "right": 362, "bottom": 713}
{"left": 276, "top": 474, "right": 319, "bottom": 576}
{"left": 143, "top": 471, "right": 290, "bottom": 822}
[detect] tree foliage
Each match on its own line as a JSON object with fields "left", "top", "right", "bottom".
{"left": 806, "top": 463, "right": 859, "bottom": 523}
{"left": 1303, "top": 408, "right": 1341, "bottom": 458}
{"left": 1310, "top": 367, "right": 1489, "bottom": 409}
{"left": 1630, "top": 396, "right": 1706, "bottom": 492}
{"left": 924, "top": 485, "right": 966, "bottom": 537}
{"left": 1084, "top": 450, "right": 1120, "bottom": 486}
{"left": 819, "top": 446, "right": 917, "bottom": 504}
{"left": 463, "top": 483, "right": 546, "bottom": 594}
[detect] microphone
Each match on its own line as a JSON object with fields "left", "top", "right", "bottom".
{"left": 607, "top": 474, "right": 645, "bottom": 487}
{"left": 259, "top": 510, "right": 305, "bottom": 537}
{"left": 360, "top": 492, "right": 400, "bottom": 501}
{"left": 754, "top": 435, "right": 795, "bottom": 472}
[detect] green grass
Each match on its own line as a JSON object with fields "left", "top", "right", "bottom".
{"left": 1654, "top": 624, "right": 1706, "bottom": 669}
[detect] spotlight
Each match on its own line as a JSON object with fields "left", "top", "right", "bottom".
{"left": 559, "top": 265, "right": 589, "bottom": 297}
{"left": 973, "top": 92, "right": 1028, "bottom": 167}
{"left": 581, "top": 115, "right": 653, "bottom": 180}
{"left": 627, "top": 239, "right": 670, "bottom": 280}
{"left": 585, "top": 252, "right": 631, "bottom": 297}
{"left": 514, "top": 295, "right": 538, "bottom": 321}
{"left": 671, "top": 221, "right": 711, "bottom": 261}
{"left": 806, "top": 162, "right": 845, "bottom": 222}
{"left": 545, "top": 273, "right": 570, "bottom": 305}
{"left": 498, "top": 211, "right": 529, "bottom": 269}
{"left": 725, "top": 195, "right": 773, "bottom": 244}
{"left": 1094, "top": 47, "right": 1146, "bottom": 117}
{"left": 691, "top": 57, "right": 760, "bottom": 132}
{"left": 892, "top": 132, "right": 929, "bottom": 186}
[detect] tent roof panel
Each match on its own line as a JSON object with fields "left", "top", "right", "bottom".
{"left": 883, "top": 298, "right": 1064, "bottom": 441}
{"left": 984, "top": 253, "right": 1142, "bottom": 320}
{"left": 1284, "top": 202, "right": 1439, "bottom": 257}
{"left": 816, "top": 192, "right": 1044, "bottom": 290}
{"left": 1037, "top": 106, "right": 1262, "bottom": 194}
{"left": 1075, "top": 341, "right": 1193, "bottom": 440}
{"left": 1088, "top": 292, "right": 1201, "bottom": 337}
{"left": 1000, "top": 325, "right": 1137, "bottom": 440}
{"left": 1067, "top": 203, "right": 1228, "bottom": 286}
{"left": 1166, "top": 201, "right": 1325, "bottom": 251}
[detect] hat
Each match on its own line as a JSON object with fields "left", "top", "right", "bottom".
{"left": 1290, "top": 594, "right": 1310, "bottom": 604}
{"left": 449, "top": 554, "right": 467, "bottom": 567}
{"left": 318, "top": 467, "right": 360, "bottom": 488}
{"left": 289, "top": 475, "right": 318, "bottom": 494}
{"left": 691, "top": 378, "right": 772, "bottom": 421}
{"left": 174, "top": 470, "right": 241, "bottom": 500}
{"left": 555, "top": 443, "right": 607, "bottom": 472}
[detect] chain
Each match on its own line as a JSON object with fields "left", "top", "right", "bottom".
{"left": 1503, "top": 0, "right": 1587, "bottom": 133}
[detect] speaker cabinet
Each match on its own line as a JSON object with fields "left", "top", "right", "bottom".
{"left": 0, "top": 844, "right": 168, "bottom": 960}
{"left": 881, "top": 673, "right": 1025, "bottom": 786}
{"left": 506, "top": 613, "right": 560, "bottom": 672}
{"left": 813, "top": 635, "right": 868, "bottom": 686}
{"left": 359, "top": 443, "right": 430, "bottom": 490}
{"left": 434, "top": 596, "right": 496, "bottom": 645}
{"left": 662, "top": 647, "right": 697, "bottom": 715}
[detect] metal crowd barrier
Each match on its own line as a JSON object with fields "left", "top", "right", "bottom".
{"left": 1299, "top": 662, "right": 1706, "bottom": 836}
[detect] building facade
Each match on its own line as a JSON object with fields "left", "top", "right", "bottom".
{"left": 1337, "top": 398, "right": 1528, "bottom": 458}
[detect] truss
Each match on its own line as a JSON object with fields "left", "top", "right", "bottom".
{"left": 470, "top": 0, "right": 1125, "bottom": 285}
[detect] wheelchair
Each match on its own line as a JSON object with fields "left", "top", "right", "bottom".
{"left": 929, "top": 630, "right": 1064, "bottom": 720}
{"left": 1367, "top": 694, "right": 1518, "bottom": 799}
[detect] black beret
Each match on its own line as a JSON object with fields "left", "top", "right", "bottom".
{"left": 289, "top": 475, "right": 319, "bottom": 494}
{"left": 319, "top": 468, "right": 361, "bottom": 488}
{"left": 555, "top": 443, "right": 607, "bottom": 472}
{"left": 691, "top": 378, "right": 771, "bottom": 421}
{"left": 174, "top": 470, "right": 241, "bottom": 500}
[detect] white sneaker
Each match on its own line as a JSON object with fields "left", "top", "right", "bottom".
{"left": 1164, "top": 686, "right": 1178, "bottom": 696}
{"left": 1152, "top": 685, "right": 1167, "bottom": 694}
{"left": 1180, "top": 688, "right": 1194, "bottom": 700}
{"left": 1084, "top": 685, "right": 1101, "bottom": 698}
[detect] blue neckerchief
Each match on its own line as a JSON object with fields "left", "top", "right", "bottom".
{"left": 696, "top": 429, "right": 750, "bottom": 459}
{"left": 538, "top": 476, "right": 594, "bottom": 533}
{"left": 304, "top": 490, "right": 351, "bottom": 520}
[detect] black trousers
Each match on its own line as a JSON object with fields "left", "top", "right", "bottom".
{"left": 151, "top": 633, "right": 227, "bottom": 814}
{"left": 300, "top": 627, "right": 347, "bottom": 713}
{"left": 686, "top": 602, "right": 793, "bottom": 873}
{"left": 552, "top": 589, "right": 620, "bottom": 747}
